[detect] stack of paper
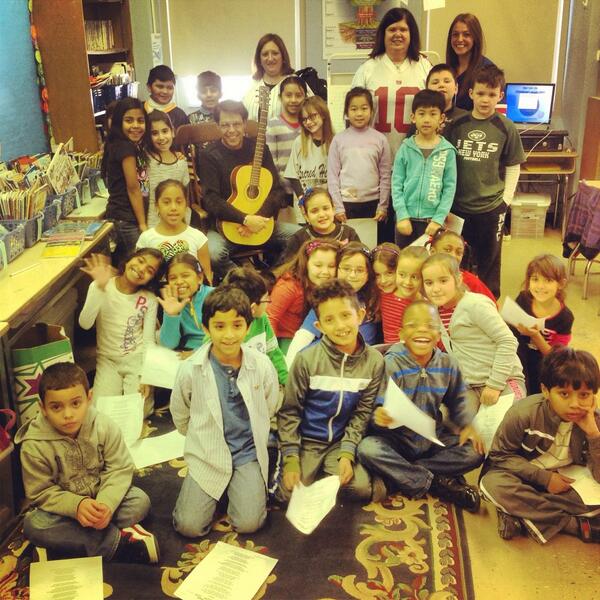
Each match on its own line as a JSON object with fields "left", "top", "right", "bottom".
{"left": 472, "top": 394, "right": 515, "bottom": 454}
{"left": 174, "top": 542, "right": 277, "bottom": 600}
{"left": 30, "top": 556, "right": 103, "bottom": 600}
{"left": 95, "top": 392, "right": 144, "bottom": 447}
{"left": 500, "top": 297, "right": 545, "bottom": 330}
{"left": 383, "top": 378, "right": 445, "bottom": 446}
{"left": 140, "top": 346, "right": 184, "bottom": 389}
{"left": 286, "top": 476, "right": 340, "bottom": 535}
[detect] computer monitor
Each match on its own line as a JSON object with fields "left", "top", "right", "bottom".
{"left": 505, "top": 83, "right": 555, "bottom": 125}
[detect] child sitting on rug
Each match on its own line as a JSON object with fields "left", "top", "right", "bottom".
{"left": 15, "top": 363, "right": 159, "bottom": 563}
{"left": 171, "top": 286, "right": 279, "bottom": 536}
{"left": 480, "top": 347, "right": 600, "bottom": 544}
{"left": 358, "top": 301, "right": 484, "bottom": 511}
{"left": 277, "top": 279, "right": 385, "bottom": 503}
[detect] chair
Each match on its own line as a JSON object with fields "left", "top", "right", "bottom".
{"left": 173, "top": 121, "right": 261, "bottom": 231}
{"left": 564, "top": 181, "right": 600, "bottom": 299}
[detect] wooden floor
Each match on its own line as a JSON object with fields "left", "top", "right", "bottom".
{"left": 466, "top": 229, "right": 600, "bottom": 600}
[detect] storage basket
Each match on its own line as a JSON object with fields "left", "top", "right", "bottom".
{"left": 1, "top": 214, "right": 43, "bottom": 248}
{"left": 511, "top": 193, "right": 551, "bottom": 239}
{"left": 42, "top": 199, "right": 61, "bottom": 232}
{"left": 0, "top": 223, "right": 26, "bottom": 263}
{"left": 48, "top": 186, "right": 79, "bottom": 218}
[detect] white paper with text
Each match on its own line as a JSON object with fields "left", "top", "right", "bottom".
{"left": 174, "top": 541, "right": 277, "bottom": 600}
{"left": 286, "top": 475, "right": 340, "bottom": 535}
{"left": 383, "top": 379, "right": 445, "bottom": 446}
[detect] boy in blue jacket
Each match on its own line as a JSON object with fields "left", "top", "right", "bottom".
{"left": 277, "top": 279, "right": 385, "bottom": 502}
{"left": 357, "top": 301, "right": 484, "bottom": 511}
{"left": 393, "top": 90, "right": 457, "bottom": 247}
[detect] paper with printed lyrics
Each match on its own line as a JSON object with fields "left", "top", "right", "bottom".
{"left": 94, "top": 392, "right": 143, "bottom": 447}
{"left": 558, "top": 465, "right": 600, "bottom": 505}
{"left": 383, "top": 379, "right": 445, "bottom": 446}
{"left": 409, "top": 234, "right": 430, "bottom": 248}
{"left": 128, "top": 430, "right": 185, "bottom": 469}
{"left": 30, "top": 556, "right": 103, "bottom": 600}
{"left": 286, "top": 475, "right": 341, "bottom": 535}
{"left": 445, "top": 212, "right": 464, "bottom": 234}
{"left": 140, "top": 345, "right": 183, "bottom": 389}
{"left": 346, "top": 218, "right": 377, "bottom": 249}
{"left": 472, "top": 393, "right": 515, "bottom": 454}
{"left": 500, "top": 296, "right": 546, "bottom": 330}
{"left": 174, "top": 541, "right": 277, "bottom": 600}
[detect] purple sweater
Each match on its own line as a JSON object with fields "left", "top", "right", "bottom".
{"left": 327, "top": 126, "right": 392, "bottom": 215}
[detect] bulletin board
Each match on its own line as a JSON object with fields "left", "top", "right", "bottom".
{"left": 322, "top": 0, "right": 405, "bottom": 59}
{"left": 0, "top": 1, "right": 48, "bottom": 162}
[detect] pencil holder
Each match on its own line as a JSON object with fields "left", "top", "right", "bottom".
{"left": 0, "top": 223, "right": 26, "bottom": 263}
{"left": 0, "top": 215, "right": 43, "bottom": 248}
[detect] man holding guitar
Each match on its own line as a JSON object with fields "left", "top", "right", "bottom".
{"left": 198, "top": 100, "right": 299, "bottom": 281}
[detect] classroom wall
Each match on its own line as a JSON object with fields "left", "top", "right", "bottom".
{"left": 129, "top": 0, "right": 154, "bottom": 101}
{"left": 561, "top": 0, "right": 600, "bottom": 177}
{"left": 0, "top": 0, "right": 48, "bottom": 161}
{"left": 427, "top": 0, "right": 559, "bottom": 84}
{"left": 163, "top": 0, "right": 297, "bottom": 113}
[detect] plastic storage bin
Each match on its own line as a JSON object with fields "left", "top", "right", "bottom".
{"left": 42, "top": 198, "right": 62, "bottom": 232}
{"left": 511, "top": 193, "right": 551, "bottom": 239}
{"left": 0, "top": 223, "right": 26, "bottom": 263}
{"left": 1, "top": 214, "right": 44, "bottom": 248}
{"left": 48, "top": 186, "right": 79, "bottom": 218}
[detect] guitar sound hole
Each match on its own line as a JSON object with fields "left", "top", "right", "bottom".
{"left": 247, "top": 185, "right": 259, "bottom": 200}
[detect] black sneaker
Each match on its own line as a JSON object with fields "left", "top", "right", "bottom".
{"left": 113, "top": 524, "right": 160, "bottom": 564}
{"left": 577, "top": 516, "right": 600, "bottom": 543}
{"left": 496, "top": 509, "right": 524, "bottom": 540}
{"left": 429, "top": 475, "right": 481, "bottom": 513}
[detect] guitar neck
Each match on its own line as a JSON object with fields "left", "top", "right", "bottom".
{"left": 250, "top": 101, "right": 269, "bottom": 187}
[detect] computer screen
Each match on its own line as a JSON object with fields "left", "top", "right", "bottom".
{"left": 505, "top": 83, "right": 555, "bottom": 125}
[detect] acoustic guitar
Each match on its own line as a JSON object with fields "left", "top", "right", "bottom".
{"left": 219, "top": 86, "right": 275, "bottom": 246}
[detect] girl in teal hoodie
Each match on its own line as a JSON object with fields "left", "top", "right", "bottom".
{"left": 158, "top": 254, "right": 214, "bottom": 354}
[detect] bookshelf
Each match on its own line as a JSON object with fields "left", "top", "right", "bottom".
{"left": 32, "top": 0, "right": 135, "bottom": 152}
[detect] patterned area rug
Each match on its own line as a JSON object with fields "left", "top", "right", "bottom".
{"left": 0, "top": 410, "right": 474, "bottom": 600}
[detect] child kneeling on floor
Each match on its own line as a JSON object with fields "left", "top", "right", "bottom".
{"left": 16, "top": 363, "right": 158, "bottom": 563}
{"left": 358, "top": 301, "right": 485, "bottom": 511}
{"left": 480, "top": 347, "right": 600, "bottom": 543}
{"left": 171, "top": 286, "right": 279, "bottom": 536}
{"left": 277, "top": 279, "right": 385, "bottom": 503}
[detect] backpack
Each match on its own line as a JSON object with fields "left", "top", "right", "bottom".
{"left": 295, "top": 67, "right": 327, "bottom": 101}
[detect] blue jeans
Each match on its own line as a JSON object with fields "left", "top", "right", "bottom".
{"left": 207, "top": 222, "right": 300, "bottom": 281}
{"left": 23, "top": 486, "right": 150, "bottom": 560}
{"left": 357, "top": 430, "right": 483, "bottom": 498}
{"left": 173, "top": 461, "right": 267, "bottom": 537}
{"left": 112, "top": 220, "right": 141, "bottom": 267}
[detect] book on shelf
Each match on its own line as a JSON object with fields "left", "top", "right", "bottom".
{"left": 42, "top": 232, "right": 85, "bottom": 259}
{"left": 42, "top": 221, "right": 104, "bottom": 240}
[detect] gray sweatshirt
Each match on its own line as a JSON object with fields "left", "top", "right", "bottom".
{"left": 15, "top": 406, "right": 134, "bottom": 518}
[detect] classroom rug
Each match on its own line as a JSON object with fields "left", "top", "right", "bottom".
{"left": 0, "top": 409, "right": 474, "bottom": 600}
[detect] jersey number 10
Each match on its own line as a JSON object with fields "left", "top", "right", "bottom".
{"left": 373, "top": 86, "right": 420, "bottom": 134}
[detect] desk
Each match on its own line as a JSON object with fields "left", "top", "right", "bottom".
{"left": 520, "top": 150, "right": 578, "bottom": 230}
{"left": 67, "top": 194, "right": 108, "bottom": 220}
{"left": 0, "top": 322, "right": 10, "bottom": 411}
{"left": 0, "top": 223, "right": 112, "bottom": 328}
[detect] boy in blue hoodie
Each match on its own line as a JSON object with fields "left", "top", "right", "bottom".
{"left": 357, "top": 301, "right": 484, "bottom": 511}
{"left": 392, "top": 90, "right": 457, "bottom": 248}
